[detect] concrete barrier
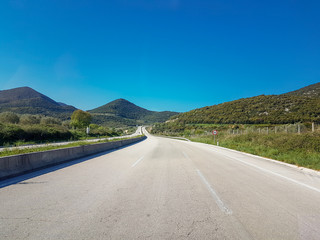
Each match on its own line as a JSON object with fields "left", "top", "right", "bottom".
{"left": 0, "top": 136, "right": 146, "bottom": 180}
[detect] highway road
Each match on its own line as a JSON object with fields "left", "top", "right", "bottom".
{"left": 0, "top": 128, "right": 320, "bottom": 239}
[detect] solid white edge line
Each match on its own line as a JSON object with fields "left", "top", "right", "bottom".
{"left": 224, "top": 155, "right": 320, "bottom": 194}
{"left": 196, "top": 169, "right": 232, "bottom": 215}
{"left": 131, "top": 156, "right": 144, "bottom": 168}
{"left": 190, "top": 141, "right": 320, "bottom": 177}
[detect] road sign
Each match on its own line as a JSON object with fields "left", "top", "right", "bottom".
{"left": 212, "top": 130, "right": 218, "bottom": 135}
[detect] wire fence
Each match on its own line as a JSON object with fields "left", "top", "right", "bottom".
{"left": 228, "top": 123, "right": 319, "bottom": 135}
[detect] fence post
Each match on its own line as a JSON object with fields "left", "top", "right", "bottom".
{"left": 275, "top": 126, "right": 277, "bottom": 133}
{"left": 298, "top": 124, "right": 301, "bottom": 134}
{"left": 312, "top": 122, "right": 315, "bottom": 132}
{"left": 285, "top": 126, "right": 288, "bottom": 133}
{"left": 258, "top": 128, "right": 261, "bottom": 134}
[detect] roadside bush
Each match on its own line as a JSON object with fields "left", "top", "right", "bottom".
{"left": 70, "top": 129, "right": 87, "bottom": 140}
{"left": 89, "top": 124, "right": 114, "bottom": 137}
{"left": 0, "top": 124, "right": 72, "bottom": 145}
{"left": 23, "top": 125, "right": 72, "bottom": 142}
{"left": 0, "top": 124, "right": 25, "bottom": 145}
{"left": 0, "top": 114, "right": 121, "bottom": 146}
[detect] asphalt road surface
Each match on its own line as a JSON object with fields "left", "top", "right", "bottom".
{"left": 0, "top": 128, "right": 319, "bottom": 239}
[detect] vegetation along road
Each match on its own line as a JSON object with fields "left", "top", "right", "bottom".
{"left": 0, "top": 126, "right": 143, "bottom": 153}
{"left": 0, "top": 128, "right": 319, "bottom": 239}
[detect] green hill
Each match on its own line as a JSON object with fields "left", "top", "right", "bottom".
{"left": 0, "top": 87, "right": 77, "bottom": 119}
{"left": 284, "top": 82, "right": 320, "bottom": 98}
{"left": 89, "top": 98, "right": 178, "bottom": 126}
{"left": 171, "top": 82, "right": 320, "bottom": 124}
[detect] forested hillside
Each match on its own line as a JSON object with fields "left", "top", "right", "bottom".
{"left": 172, "top": 83, "right": 320, "bottom": 124}
{"left": 285, "top": 82, "right": 320, "bottom": 98}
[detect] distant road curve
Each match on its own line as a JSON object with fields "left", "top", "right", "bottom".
{"left": 0, "top": 126, "right": 319, "bottom": 239}
{"left": 0, "top": 126, "right": 143, "bottom": 152}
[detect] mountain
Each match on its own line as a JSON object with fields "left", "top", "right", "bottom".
{"left": 0, "top": 87, "right": 177, "bottom": 126}
{"left": 0, "top": 87, "right": 77, "bottom": 119}
{"left": 90, "top": 99, "right": 151, "bottom": 119}
{"left": 284, "top": 82, "right": 320, "bottom": 98}
{"left": 171, "top": 82, "right": 320, "bottom": 125}
{"left": 89, "top": 98, "right": 178, "bottom": 126}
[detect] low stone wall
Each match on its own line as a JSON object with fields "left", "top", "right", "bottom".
{"left": 0, "top": 136, "right": 146, "bottom": 180}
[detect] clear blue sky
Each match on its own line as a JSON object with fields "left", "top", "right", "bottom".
{"left": 0, "top": 0, "right": 319, "bottom": 112}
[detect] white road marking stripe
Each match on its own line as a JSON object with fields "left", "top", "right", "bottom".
{"left": 225, "top": 155, "right": 320, "bottom": 194}
{"left": 131, "top": 156, "right": 144, "bottom": 168}
{"left": 182, "top": 151, "right": 190, "bottom": 160}
{"left": 196, "top": 169, "right": 233, "bottom": 215}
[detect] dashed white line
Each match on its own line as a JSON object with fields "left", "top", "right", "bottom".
{"left": 131, "top": 156, "right": 144, "bottom": 168}
{"left": 182, "top": 151, "right": 190, "bottom": 160}
{"left": 196, "top": 169, "right": 232, "bottom": 215}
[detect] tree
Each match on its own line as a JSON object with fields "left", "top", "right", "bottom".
{"left": 70, "top": 110, "right": 92, "bottom": 129}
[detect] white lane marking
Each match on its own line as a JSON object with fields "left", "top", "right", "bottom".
{"left": 131, "top": 156, "right": 144, "bottom": 168}
{"left": 224, "top": 155, "right": 320, "bottom": 194}
{"left": 182, "top": 151, "right": 190, "bottom": 160}
{"left": 196, "top": 169, "right": 232, "bottom": 215}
